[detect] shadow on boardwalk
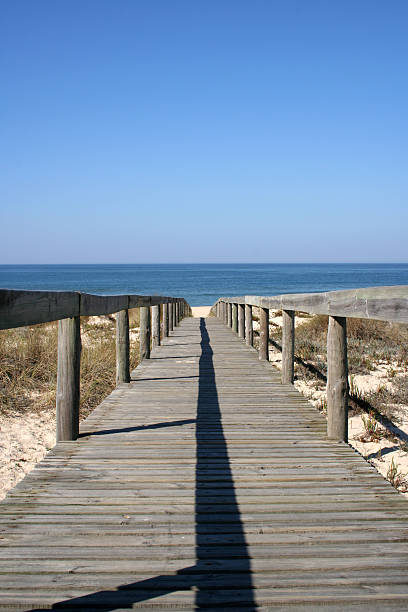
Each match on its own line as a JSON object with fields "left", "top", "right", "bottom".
{"left": 30, "top": 318, "right": 256, "bottom": 610}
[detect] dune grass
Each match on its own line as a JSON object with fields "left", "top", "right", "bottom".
{"left": 0, "top": 315, "right": 139, "bottom": 420}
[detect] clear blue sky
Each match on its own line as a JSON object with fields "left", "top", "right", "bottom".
{"left": 1, "top": 0, "right": 407, "bottom": 263}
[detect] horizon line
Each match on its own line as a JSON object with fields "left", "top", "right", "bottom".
{"left": 1, "top": 262, "right": 408, "bottom": 266}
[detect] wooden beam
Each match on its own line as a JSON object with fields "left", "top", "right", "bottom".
{"left": 168, "top": 303, "right": 174, "bottom": 332}
{"left": 116, "top": 310, "right": 130, "bottom": 384}
{"left": 227, "top": 303, "right": 232, "bottom": 327}
{"left": 232, "top": 303, "right": 238, "bottom": 333}
{"left": 327, "top": 316, "right": 348, "bottom": 442}
{"left": 162, "top": 302, "right": 169, "bottom": 337}
{"left": 56, "top": 317, "right": 81, "bottom": 441}
{"left": 0, "top": 290, "right": 80, "bottom": 330}
{"left": 245, "top": 304, "right": 253, "bottom": 347}
{"left": 238, "top": 303, "right": 245, "bottom": 338}
{"left": 259, "top": 307, "right": 269, "bottom": 361}
{"left": 81, "top": 294, "right": 128, "bottom": 317}
{"left": 139, "top": 306, "right": 151, "bottom": 360}
{"left": 244, "top": 285, "right": 408, "bottom": 324}
{"left": 152, "top": 304, "right": 160, "bottom": 348}
{"left": 173, "top": 300, "right": 177, "bottom": 328}
{"left": 281, "top": 310, "right": 295, "bottom": 385}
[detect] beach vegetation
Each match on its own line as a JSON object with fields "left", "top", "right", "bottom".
{"left": 0, "top": 316, "right": 139, "bottom": 420}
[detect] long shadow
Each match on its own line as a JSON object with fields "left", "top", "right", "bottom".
{"left": 78, "top": 418, "right": 196, "bottom": 438}
{"left": 194, "top": 318, "right": 256, "bottom": 609}
{"left": 29, "top": 318, "right": 256, "bottom": 610}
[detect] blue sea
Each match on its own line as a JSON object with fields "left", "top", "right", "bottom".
{"left": 0, "top": 264, "right": 407, "bottom": 307}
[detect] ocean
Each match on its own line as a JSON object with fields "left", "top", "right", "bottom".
{"left": 0, "top": 264, "right": 407, "bottom": 307}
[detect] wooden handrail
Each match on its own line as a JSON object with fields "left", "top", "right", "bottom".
{"left": 0, "top": 289, "right": 191, "bottom": 442}
{"left": 217, "top": 285, "right": 408, "bottom": 323}
{"left": 0, "top": 289, "right": 184, "bottom": 330}
{"left": 214, "top": 285, "right": 408, "bottom": 444}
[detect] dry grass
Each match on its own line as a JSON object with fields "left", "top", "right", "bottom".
{"left": 269, "top": 314, "right": 408, "bottom": 421}
{"left": 0, "top": 323, "right": 58, "bottom": 415}
{"left": 287, "top": 315, "right": 408, "bottom": 377}
{"left": 0, "top": 316, "right": 140, "bottom": 420}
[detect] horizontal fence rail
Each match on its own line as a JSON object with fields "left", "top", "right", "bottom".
{"left": 0, "top": 289, "right": 191, "bottom": 442}
{"left": 0, "top": 289, "right": 186, "bottom": 330}
{"left": 214, "top": 285, "right": 408, "bottom": 444}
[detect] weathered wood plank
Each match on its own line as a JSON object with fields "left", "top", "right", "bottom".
{"left": 0, "top": 289, "right": 80, "bottom": 329}
{"left": 241, "top": 285, "right": 408, "bottom": 323}
{"left": 1, "top": 316, "right": 407, "bottom": 610}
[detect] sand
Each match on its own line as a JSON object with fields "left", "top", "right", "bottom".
{"left": 191, "top": 306, "right": 212, "bottom": 318}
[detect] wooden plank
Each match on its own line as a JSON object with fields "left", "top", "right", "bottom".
{"left": 242, "top": 285, "right": 408, "bottom": 323}
{"left": 1, "top": 316, "right": 408, "bottom": 610}
{"left": 0, "top": 289, "right": 79, "bottom": 329}
{"left": 80, "top": 293, "right": 128, "bottom": 316}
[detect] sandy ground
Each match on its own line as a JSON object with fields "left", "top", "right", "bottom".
{"left": 191, "top": 306, "right": 211, "bottom": 318}
{"left": 0, "top": 408, "right": 56, "bottom": 499}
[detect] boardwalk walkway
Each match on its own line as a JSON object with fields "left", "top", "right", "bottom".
{"left": 1, "top": 317, "right": 408, "bottom": 610}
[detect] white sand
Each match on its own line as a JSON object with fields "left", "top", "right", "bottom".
{"left": 191, "top": 306, "right": 211, "bottom": 318}
{"left": 0, "top": 408, "right": 56, "bottom": 500}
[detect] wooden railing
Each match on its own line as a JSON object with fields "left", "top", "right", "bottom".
{"left": 214, "top": 286, "right": 408, "bottom": 443}
{"left": 0, "top": 289, "right": 191, "bottom": 442}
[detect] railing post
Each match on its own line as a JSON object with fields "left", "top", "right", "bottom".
{"left": 259, "top": 307, "right": 269, "bottom": 361}
{"left": 152, "top": 304, "right": 160, "bottom": 348}
{"left": 116, "top": 309, "right": 130, "bottom": 384}
{"left": 232, "top": 303, "right": 238, "bottom": 332}
{"left": 227, "top": 303, "right": 232, "bottom": 327}
{"left": 281, "top": 310, "right": 295, "bottom": 384}
{"left": 162, "top": 302, "right": 169, "bottom": 337}
{"left": 177, "top": 301, "right": 180, "bottom": 324}
{"left": 140, "top": 306, "right": 151, "bottom": 360}
{"left": 173, "top": 299, "right": 177, "bottom": 328}
{"left": 245, "top": 304, "right": 253, "bottom": 346}
{"left": 238, "top": 303, "right": 245, "bottom": 338}
{"left": 327, "top": 316, "right": 348, "bottom": 442}
{"left": 56, "top": 316, "right": 81, "bottom": 441}
{"left": 169, "top": 302, "right": 174, "bottom": 332}
{"left": 223, "top": 302, "right": 227, "bottom": 324}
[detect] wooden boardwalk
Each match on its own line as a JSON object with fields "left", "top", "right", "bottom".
{"left": 1, "top": 316, "right": 408, "bottom": 610}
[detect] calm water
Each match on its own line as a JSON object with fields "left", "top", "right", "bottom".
{"left": 0, "top": 264, "right": 407, "bottom": 307}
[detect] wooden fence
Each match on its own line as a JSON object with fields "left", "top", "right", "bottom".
{"left": 214, "top": 285, "right": 408, "bottom": 444}
{"left": 0, "top": 289, "right": 190, "bottom": 442}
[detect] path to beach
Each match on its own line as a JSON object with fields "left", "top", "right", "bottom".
{"left": 191, "top": 306, "right": 211, "bottom": 317}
